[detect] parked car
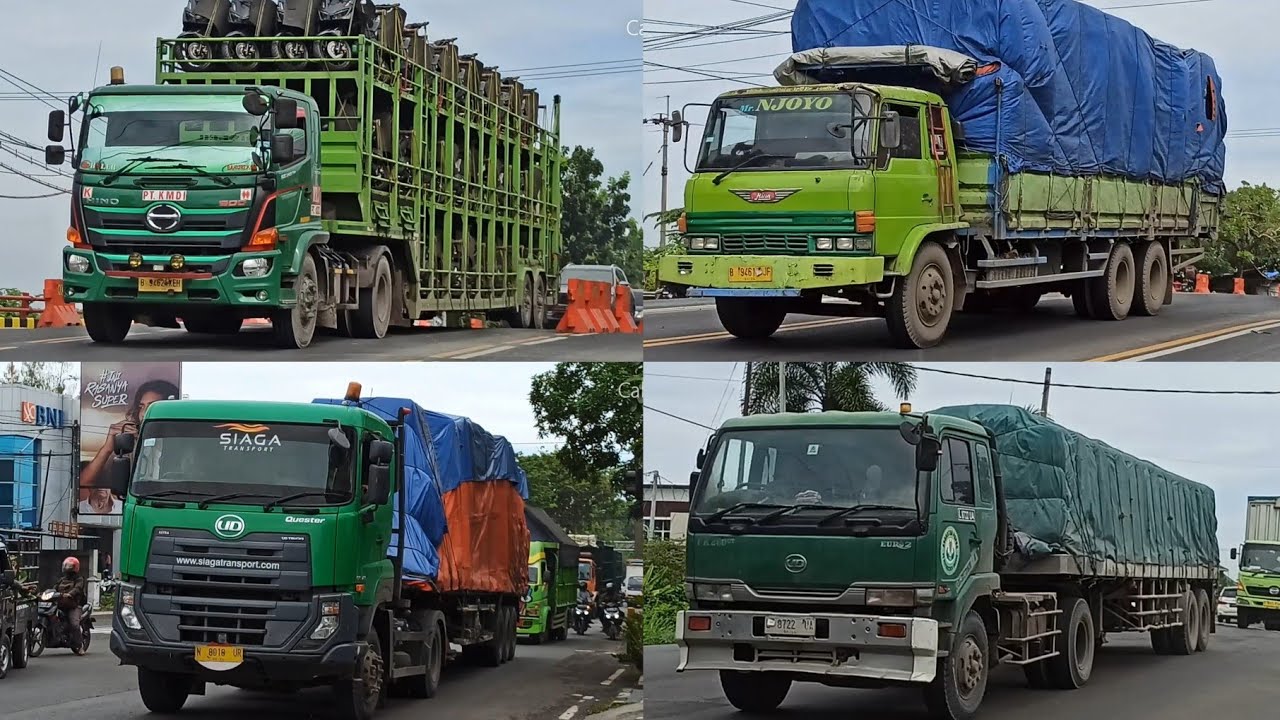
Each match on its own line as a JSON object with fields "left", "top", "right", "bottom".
{"left": 549, "top": 264, "right": 635, "bottom": 325}
{"left": 1219, "top": 586, "right": 1238, "bottom": 623}
{"left": 624, "top": 574, "right": 643, "bottom": 600}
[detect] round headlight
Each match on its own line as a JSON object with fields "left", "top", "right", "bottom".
{"left": 66, "top": 254, "right": 91, "bottom": 274}
{"left": 128, "top": 253, "right": 143, "bottom": 269}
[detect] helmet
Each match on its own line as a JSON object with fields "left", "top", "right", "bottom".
{"left": 579, "top": 581, "right": 587, "bottom": 589}
{"left": 606, "top": 582, "right": 614, "bottom": 590}
{"left": 62, "top": 556, "right": 79, "bottom": 573}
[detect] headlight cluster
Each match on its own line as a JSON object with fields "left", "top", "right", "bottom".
{"left": 815, "top": 237, "right": 873, "bottom": 251}
{"left": 309, "top": 599, "right": 342, "bottom": 640}
{"left": 118, "top": 585, "right": 143, "bottom": 631}
{"left": 865, "top": 588, "right": 933, "bottom": 606}
{"left": 689, "top": 582, "right": 734, "bottom": 602}
{"left": 65, "top": 254, "right": 92, "bottom": 274}
{"left": 688, "top": 237, "right": 719, "bottom": 250}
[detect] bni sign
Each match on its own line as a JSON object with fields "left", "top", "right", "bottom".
{"left": 20, "top": 401, "right": 65, "bottom": 429}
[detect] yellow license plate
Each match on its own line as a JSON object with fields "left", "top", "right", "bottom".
{"left": 138, "top": 276, "right": 183, "bottom": 293}
{"left": 728, "top": 266, "right": 773, "bottom": 283}
{"left": 194, "top": 644, "right": 243, "bottom": 664}
{"left": 1264, "top": 601, "right": 1280, "bottom": 610}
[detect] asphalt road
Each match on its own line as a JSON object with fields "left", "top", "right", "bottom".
{"left": 1, "top": 628, "right": 632, "bottom": 720}
{"left": 645, "top": 624, "right": 1280, "bottom": 718}
{"left": 0, "top": 325, "right": 640, "bottom": 361}
{"left": 643, "top": 293, "right": 1280, "bottom": 361}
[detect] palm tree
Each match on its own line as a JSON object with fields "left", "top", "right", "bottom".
{"left": 742, "top": 362, "right": 917, "bottom": 415}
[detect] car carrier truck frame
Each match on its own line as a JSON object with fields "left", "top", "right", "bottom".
{"left": 676, "top": 405, "right": 1218, "bottom": 720}
{"left": 46, "top": 3, "right": 562, "bottom": 349}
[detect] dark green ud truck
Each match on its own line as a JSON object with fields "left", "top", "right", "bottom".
{"left": 677, "top": 405, "right": 1219, "bottom": 719}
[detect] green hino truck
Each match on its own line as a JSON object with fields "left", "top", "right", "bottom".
{"left": 102, "top": 389, "right": 530, "bottom": 719}
{"left": 519, "top": 506, "right": 579, "bottom": 643}
{"left": 1230, "top": 496, "right": 1280, "bottom": 630}
{"left": 658, "top": 51, "right": 1220, "bottom": 349}
{"left": 677, "top": 405, "right": 1219, "bottom": 720}
{"left": 45, "top": 10, "right": 561, "bottom": 349}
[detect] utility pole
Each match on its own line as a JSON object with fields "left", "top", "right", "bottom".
{"left": 778, "top": 362, "right": 787, "bottom": 413}
{"left": 742, "top": 362, "right": 753, "bottom": 416}
{"left": 643, "top": 96, "right": 680, "bottom": 247}
{"left": 647, "top": 470, "right": 660, "bottom": 538}
{"left": 1040, "top": 367, "right": 1052, "bottom": 417}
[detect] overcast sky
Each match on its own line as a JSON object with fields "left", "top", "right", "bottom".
{"left": 641, "top": 0, "right": 1277, "bottom": 247}
{"left": 645, "top": 362, "right": 1279, "bottom": 574}
{"left": 177, "top": 361, "right": 562, "bottom": 454}
{"left": 0, "top": 0, "right": 641, "bottom": 288}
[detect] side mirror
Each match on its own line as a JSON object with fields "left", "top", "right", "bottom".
{"left": 1230, "top": 548, "right": 1238, "bottom": 560}
{"left": 898, "top": 420, "right": 922, "bottom": 446}
{"left": 695, "top": 447, "right": 705, "bottom": 468}
{"left": 242, "top": 92, "right": 269, "bottom": 117}
{"left": 671, "top": 110, "right": 683, "bottom": 143}
{"left": 106, "top": 456, "right": 131, "bottom": 495}
{"left": 825, "top": 121, "right": 850, "bottom": 139}
{"left": 45, "top": 145, "right": 66, "bottom": 166}
{"left": 0, "top": 569, "right": 15, "bottom": 587}
{"left": 366, "top": 465, "right": 391, "bottom": 505}
{"left": 328, "top": 427, "right": 351, "bottom": 466}
{"left": 689, "top": 470, "right": 698, "bottom": 485}
{"left": 48, "top": 110, "right": 65, "bottom": 143}
{"left": 113, "top": 432, "right": 136, "bottom": 455}
{"left": 880, "top": 111, "right": 902, "bottom": 150}
{"left": 916, "top": 436, "right": 941, "bottom": 473}
{"left": 271, "top": 133, "right": 295, "bottom": 164}
{"left": 369, "top": 439, "right": 394, "bottom": 465}
{"left": 274, "top": 97, "right": 299, "bottom": 129}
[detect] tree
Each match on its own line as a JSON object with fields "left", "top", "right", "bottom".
{"left": 743, "top": 362, "right": 917, "bottom": 415}
{"left": 1200, "top": 183, "right": 1280, "bottom": 276}
{"left": 522, "top": 451, "right": 629, "bottom": 537}
{"left": 560, "top": 146, "right": 641, "bottom": 281}
{"left": 1, "top": 362, "right": 76, "bottom": 395}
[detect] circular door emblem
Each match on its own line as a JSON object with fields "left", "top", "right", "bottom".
{"left": 940, "top": 526, "right": 961, "bottom": 576}
{"left": 213, "top": 514, "right": 246, "bottom": 539}
{"left": 1270, "top": 587, "right": 1279, "bottom": 597}
{"left": 784, "top": 554, "right": 807, "bottom": 574}
{"left": 144, "top": 204, "right": 183, "bottom": 233}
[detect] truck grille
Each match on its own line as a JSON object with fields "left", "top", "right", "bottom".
{"left": 1245, "top": 585, "right": 1280, "bottom": 599}
{"left": 174, "top": 599, "right": 271, "bottom": 645}
{"left": 720, "top": 235, "right": 810, "bottom": 254}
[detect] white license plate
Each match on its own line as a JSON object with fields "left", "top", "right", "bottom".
{"left": 763, "top": 615, "right": 815, "bottom": 637}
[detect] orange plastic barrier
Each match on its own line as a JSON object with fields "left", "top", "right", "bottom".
{"left": 37, "top": 280, "right": 82, "bottom": 327}
{"left": 555, "top": 278, "right": 621, "bottom": 334}
{"left": 1194, "top": 273, "right": 1210, "bottom": 293}
{"left": 1233, "top": 277, "right": 1245, "bottom": 295}
{"left": 613, "top": 286, "right": 640, "bottom": 334}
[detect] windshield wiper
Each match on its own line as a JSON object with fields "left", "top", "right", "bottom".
{"left": 148, "top": 162, "right": 234, "bottom": 187}
{"left": 197, "top": 492, "right": 281, "bottom": 510}
{"left": 263, "top": 490, "right": 348, "bottom": 511}
{"left": 702, "top": 502, "right": 788, "bottom": 523}
{"left": 134, "top": 489, "right": 214, "bottom": 502}
{"left": 711, "top": 153, "right": 791, "bottom": 185}
{"left": 816, "top": 504, "right": 915, "bottom": 527}
{"left": 101, "top": 156, "right": 185, "bottom": 185}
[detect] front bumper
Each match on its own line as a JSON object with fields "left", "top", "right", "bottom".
{"left": 1218, "top": 605, "right": 1237, "bottom": 619}
{"left": 676, "top": 610, "right": 938, "bottom": 683}
{"left": 63, "top": 248, "right": 288, "bottom": 309}
{"left": 658, "top": 254, "right": 885, "bottom": 292}
{"left": 1234, "top": 596, "right": 1280, "bottom": 617}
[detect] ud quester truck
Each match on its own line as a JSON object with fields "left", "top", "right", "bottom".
{"left": 45, "top": 1, "right": 561, "bottom": 349}
{"left": 103, "top": 385, "right": 530, "bottom": 719}
{"left": 1230, "top": 497, "right": 1280, "bottom": 630}
{"left": 659, "top": 0, "right": 1225, "bottom": 348}
{"left": 677, "top": 405, "right": 1219, "bottom": 720}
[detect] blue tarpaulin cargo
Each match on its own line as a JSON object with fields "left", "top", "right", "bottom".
{"left": 791, "top": 0, "right": 1228, "bottom": 191}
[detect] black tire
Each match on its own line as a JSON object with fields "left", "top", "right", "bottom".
{"left": 1132, "top": 241, "right": 1169, "bottom": 317}
{"left": 272, "top": 253, "right": 320, "bottom": 349}
{"left": 1151, "top": 627, "right": 1172, "bottom": 654}
{"left": 1194, "top": 588, "right": 1211, "bottom": 652}
{"left": 1088, "top": 243, "right": 1136, "bottom": 321}
{"left": 183, "top": 314, "right": 242, "bottom": 335}
{"left": 1022, "top": 659, "right": 1051, "bottom": 689}
{"left": 715, "top": 297, "right": 786, "bottom": 340}
{"left": 176, "top": 32, "right": 216, "bottom": 72}
{"left": 334, "top": 629, "right": 384, "bottom": 720}
{"left": 476, "top": 612, "right": 503, "bottom": 667}
{"left": 1237, "top": 613, "right": 1250, "bottom": 630}
{"left": 137, "top": 667, "right": 191, "bottom": 714}
{"left": 887, "top": 241, "right": 955, "bottom": 349}
{"left": 350, "top": 253, "right": 393, "bottom": 339}
{"left": 0, "top": 633, "right": 10, "bottom": 680}
{"left": 508, "top": 274, "right": 536, "bottom": 328}
{"left": 271, "top": 34, "right": 310, "bottom": 70}
{"left": 1168, "top": 590, "right": 1198, "bottom": 655}
{"left": 719, "top": 670, "right": 791, "bottom": 713}
{"left": 923, "top": 610, "right": 989, "bottom": 720}
{"left": 27, "top": 626, "right": 43, "bottom": 658}
{"left": 81, "top": 625, "right": 91, "bottom": 654}
{"left": 1265, "top": 621, "right": 1280, "bottom": 632}
{"left": 401, "top": 614, "right": 442, "bottom": 699}
{"left": 1046, "top": 598, "right": 1095, "bottom": 689}
{"left": 1071, "top": 282, "right": 1095, "bottom": 319}
{"left": 11, "top": 629, "right": 29, "bottom": 669}
{"left": 532, "top": 275, "right": 548, "bottom": 330}
{"left": 83, "top": 302, "right": 132, "bottom": 343}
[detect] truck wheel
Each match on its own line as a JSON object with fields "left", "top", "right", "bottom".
{"left": 11, "top": 629, "right": 28, "bottom": 669}
{"left": 719, "top": 670, "right": 791, "bottom": 713}
{"left": 350, "top": 254, "right": 393, "bottom": 339}
{"left": 1168, "top": 590, "right": 1198, "bottom": 655}
{"left": 401, "top": 613, "right": 442, "bottom": 699}
{"left": 272, "top": 254, "right": 320, "bottom": 349}
{"left": 715, "top": 298, "right": 785, "bottom": 340}
{"left": 1087, "top": 243, "right": 1136, "bottom": 321}
{"left": 1194, "top": 588, "right": 1211, "bottom": 652}
{"left": 83, "top": 303, "right": 132, "bottom": 343}
{"left": 504, "top": 607, "right": 518, "bottom": 661}
{"left": 1132, "top": 241, "right": 1169, "bottom": 317}
{"left": 1236, "top": 612, "right": 1249, "bottom": 630}
{"left": 532, "top": 275, "right": 548, "bottom": 330}
{"left": 1265, "top": 621, "right": 1280, "bottom": 632}
{"left": 1022, "top": 660, "right": 1051, "bottom": 689}
{"left": 1151, "top": 627, "right": 1171, "bottom": 654}
{"left": 1071, "top": 282, "right": 1095, "bottom": 319}
{"left": 1046, "top": 598, "right": 1095, "bottom": 689}
{"left": 923, "top": 610, "right": 988, "bottom": 720}
{"left": 137, "top": 668, "right": 190, "bottom": 713}
{"left": 27, "top": 626, "right": 43, "bottom": 658}
{"left": 334, "top": 631, "right": 384, "bottom": 720}
{"left": 0, "top": 632, "right": 10, "bottom": 680}
{"left": 477, "top": 613, "right": 504, "bottom": 667}
{"left": 887, "top": 241, "right": 955, "bottom": 349}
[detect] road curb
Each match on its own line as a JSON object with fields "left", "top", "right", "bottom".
{"left": 585, "top": 686, "right": 643, "bottom": 720}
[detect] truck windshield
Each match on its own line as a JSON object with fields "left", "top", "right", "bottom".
{"left": 578, "top": 562, "right": 591, "bottom": 582}
{"left": 79, "top": 95, "right": 260, "bottom": 172}
{"left": 693, "top": 427, "right": 916, "bottom": 514}
{"left": 696, "top": 92, "right": 873, "bottom": 172}
{"left": 1239, "top": 544, "right": 1280, "bottom": 575}
{"left": 130, "top": 420, "right": 354, "bottom": 506}
{"left": 528, "top": 565, "right": 540, "bottom": 585}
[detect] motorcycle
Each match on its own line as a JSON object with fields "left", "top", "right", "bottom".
{"left": 572, "top": 604, "right": 592, "bottom": 635}
{"left": 29, "top": 589, "right": 93, "bottom": 657}
{"left": 177, "top": 0, "right": 233, "bottom": 72}
{"left": 222, "top": 0, "right": 280, "bottom": 72}
{"left": 600, "top": 603, "right": 624, "bottom": 641}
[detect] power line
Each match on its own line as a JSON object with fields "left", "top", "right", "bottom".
{"left": 0, "top": 162, "right": 68, "bottom": 194}
{"left": 913, "top": 366, "right": 1280, "bottom": 395}
{"left": 644, "top": 404, "right": 716, "bottom": 430}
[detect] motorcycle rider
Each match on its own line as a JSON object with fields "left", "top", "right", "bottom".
{"left": 576, "top": 581, "right": 592, "bottom": 608}
{"left": 597, "top": 581, "right": 622, "bottom": 621}
{"left": 54, "top": 556, "right": 88, "bottom": 655}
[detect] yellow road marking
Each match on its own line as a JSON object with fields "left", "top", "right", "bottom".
{"left": 643, "top": 317, "right": 873, "bottom": 348}
{"left": 1088, "top": 318, "right": 1280, "bottom": 361}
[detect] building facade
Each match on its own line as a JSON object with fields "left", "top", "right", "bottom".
{"left": 644, "top": 480, "right": 690, "bottom": 541}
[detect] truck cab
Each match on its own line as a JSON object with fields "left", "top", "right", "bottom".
{"left": 1230, "top": 500, "right": 1280, "bottom": 630}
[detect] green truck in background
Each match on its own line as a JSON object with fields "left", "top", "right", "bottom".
{"left": 658, "top": 54, "right": 1218, "bottom": 349}
{"left": 677, "top": 405, "right": 1218, "bottom": 720}
{"left": 520, "top": 507, "right": 579, "bottom": 643}
{"left": 45, "top": 3, "right": 561, "bottom": 349}
{"left": 1230, "top": 496, "right": 1280, "bottom": 630}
